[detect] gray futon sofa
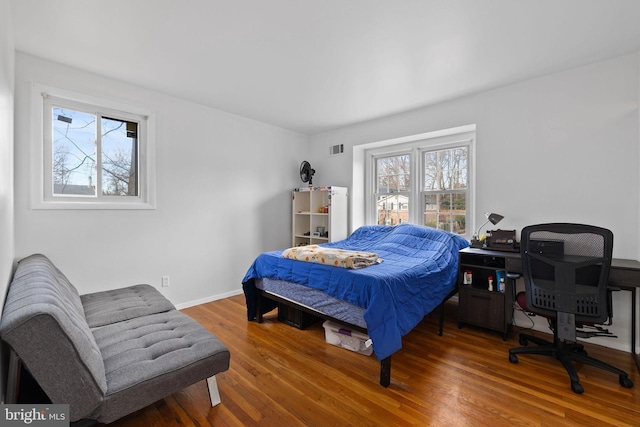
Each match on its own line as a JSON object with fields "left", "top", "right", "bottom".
{"left": 0, "top": 254, "right": 230, "bottom": 424}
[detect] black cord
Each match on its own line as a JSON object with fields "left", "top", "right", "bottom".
{"left": 512, "top": 301, "right": 535, "bottom": 329}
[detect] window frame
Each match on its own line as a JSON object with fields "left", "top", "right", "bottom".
{"left": 420, "top": 145, "right": 470, "bottom": 234}
{"left": 31, "top": 83, "right": 156, "bottom": 209}
{"left": 374, "top": 152, "right": 412, "bottom": 225}
{"left": 364, "top": 129, "right": 475, "bottom": 238}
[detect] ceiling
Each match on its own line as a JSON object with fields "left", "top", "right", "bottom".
{"left": 9, "top": 0, "right": 640, "bottom": 135}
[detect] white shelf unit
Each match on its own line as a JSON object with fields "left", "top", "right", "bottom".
{"left": 292, "top": 186, "right": 348, "bottom": 246}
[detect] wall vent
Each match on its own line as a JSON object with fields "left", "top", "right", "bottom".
{"left": 329, "top": 144, "right": 344, "bottom": 156}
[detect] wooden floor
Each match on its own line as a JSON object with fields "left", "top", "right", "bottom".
{"left": 108, "top": 295, "right": 640, "bottom": 427}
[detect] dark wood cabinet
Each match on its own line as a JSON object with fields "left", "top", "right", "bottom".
{"left": 457, "top": 248, "right": 519, "bottom": 340}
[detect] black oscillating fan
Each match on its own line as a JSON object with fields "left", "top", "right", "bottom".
{"left": 299, "top": 161, "right": 315, "bottom": 186}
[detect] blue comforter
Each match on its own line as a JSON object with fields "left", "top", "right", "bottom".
{"left": 242, "top": 224, "right": 469, "bottom": 360}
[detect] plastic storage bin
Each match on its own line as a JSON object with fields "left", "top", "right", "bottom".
{"left": 278, "top": 303, "right": 320, "bottom": 329}
{"left": 322, "top": 320, "right": 373, "bottom": 356}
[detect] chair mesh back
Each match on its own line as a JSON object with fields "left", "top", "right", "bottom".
{"left": 521, "top": 224, "right": 612, "bottom": 324}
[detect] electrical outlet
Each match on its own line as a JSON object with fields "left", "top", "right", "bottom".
{"left": 162, "top": 276, "right": 170, "bottom": 287}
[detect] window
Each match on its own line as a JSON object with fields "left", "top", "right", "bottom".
{"left": 366, "top": 129, "right": 474, "bottom": 237}
{"left": 422, "top": 146, "right": 468, "bottom": 234}
{"left": 375, "top": 154, "right": 410, "bottom": 225}
{"left": 32, "top": 84, "right": 155, "bottom": 209}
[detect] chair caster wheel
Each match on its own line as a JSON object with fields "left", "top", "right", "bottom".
{"left": 509, "top": 354, "right": 518, "bottom": 363}
{"left": 519, "top": 336, "right": 528, "bottom": 346}
{"left": 619, "top": 376, "right": 634, "bottom": 388}
{"left": 571, "top": 381, "right": 584, "bottom": 394}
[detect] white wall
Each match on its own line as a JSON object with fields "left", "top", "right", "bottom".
{"left": 14, "top": 53, "right": 308, "bottom": 307}
{"left": 309, "top": 53, "right": 640, "bottom": 353}
{"left": 0, "top": 1, "right": 15, "bottom": 315}
{"left": 0, "top": 0, "right": 15, "bottom": 404}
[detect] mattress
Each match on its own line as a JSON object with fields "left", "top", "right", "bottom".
{"left": 256, "top": 277, "right": 367, "bottom": 329}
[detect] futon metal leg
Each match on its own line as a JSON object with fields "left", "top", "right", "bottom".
{"left": 380, "top": 357, "right": 391, "bottom": 387}
{"left": 6, "top": 348, "right": 22, "bottom": 404}
{"left": 207, "top": 376, "right": 221, "bottom": 406}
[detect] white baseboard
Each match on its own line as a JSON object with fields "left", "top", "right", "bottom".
{"left": 176, "top": 288, "right": 243, "bottom": 310}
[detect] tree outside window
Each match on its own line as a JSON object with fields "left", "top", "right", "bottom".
{"left": 35, "top": 84, "right": 154, "bottom": 210}
{"left": 423, "top": 147, "right": 468, "bottom": 234}
{"left": 370, "top": 138, "right": 471, "bottom": 236}
{"left": 51, "top": 107, "right": 139, "bottom": 198}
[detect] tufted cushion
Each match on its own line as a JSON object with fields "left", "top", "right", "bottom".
{"left": 81, "top": 284, "right": 175, "bottom": 328}
{"left": 0, "top": 254, "right": 107, "bottom": 421}
{"left": 91, "top": 309, "right": 230, "bottom": 423}
{"left": 1, "top": 254, "right": 231, "bottom": 424}
{"left": 11, "top": 254, "right": 86, "bottom": 317}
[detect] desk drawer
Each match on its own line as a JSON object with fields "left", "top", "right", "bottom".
{"left": 458, "top": 286, "right": 505, "bottom": 331}
{"left": 608, "top": 268, "right": 639, "bottom": 286}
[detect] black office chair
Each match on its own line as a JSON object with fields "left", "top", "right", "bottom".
{"left": 508, "top": 223, "right": 634, "bottom": 394}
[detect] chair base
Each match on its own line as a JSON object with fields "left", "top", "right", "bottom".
{"left": 509, "top": 332, "right": 634, "bottom": 394}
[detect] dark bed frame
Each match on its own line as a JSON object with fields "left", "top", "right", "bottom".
{"left": 255, "top": 286, "right": 458, "bottom": 387}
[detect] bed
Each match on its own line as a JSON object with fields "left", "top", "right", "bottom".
{"left": 242, "top": 223, "right": 469, "bottom": 386}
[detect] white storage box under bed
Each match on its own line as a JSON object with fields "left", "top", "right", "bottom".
{"left": 322, "top": 320, "right": 373, "bottom": 356}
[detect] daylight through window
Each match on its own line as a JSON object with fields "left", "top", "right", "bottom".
{"left": 367, "top": 131, "right": 474, "bottom": 237}
{"left": 422, "top": 147, "right": 468, "bottom": 234}
{"left": 37, "top": 88, "right": 154, "bottom": 209}
{"left": 52, "top": 108, "right": 139, "bottom": 197}
{"left": 376, "top": 154, "right": 410, "bottom": 225}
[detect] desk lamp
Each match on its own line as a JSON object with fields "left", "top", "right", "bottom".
{"left": 470, "top": 212, "right": 504, "bottom": 248}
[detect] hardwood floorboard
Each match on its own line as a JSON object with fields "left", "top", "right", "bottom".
{"left": 107, "top": 295, "right": 639, "bottom": 427}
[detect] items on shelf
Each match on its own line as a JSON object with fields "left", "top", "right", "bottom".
{"left": 463, "top": 270, "right": 472, "bottom": 285}
{"left": 294, "top": 186, "right": 335, "bottom": 192}
{"left": 461, "top": 268, "right": 506, "bottom": 293}
{"left": 496, "top": 270, "right": 506, "bottom": 293}
{"left": 292, "top": 186, "right": 348, "bottom": 247}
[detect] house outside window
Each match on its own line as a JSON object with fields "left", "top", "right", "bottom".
{"left": 376, "top": 154, "right": 410, "bottom": 225}
{"left": 32, "top": 84, "right": 155, "bottom": 209}
{"left": 366, "top": 130, "right": 474, "bottom": 237}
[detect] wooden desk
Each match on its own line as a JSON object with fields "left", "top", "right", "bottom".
{"left": 458, "top": 249, "right": 520, "bottom": 340}
{"left": 461, "top": 248, "right": 640, "bottom": 371}
{"left": 609, "top": 258, "right": 640, "bottom": 371}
